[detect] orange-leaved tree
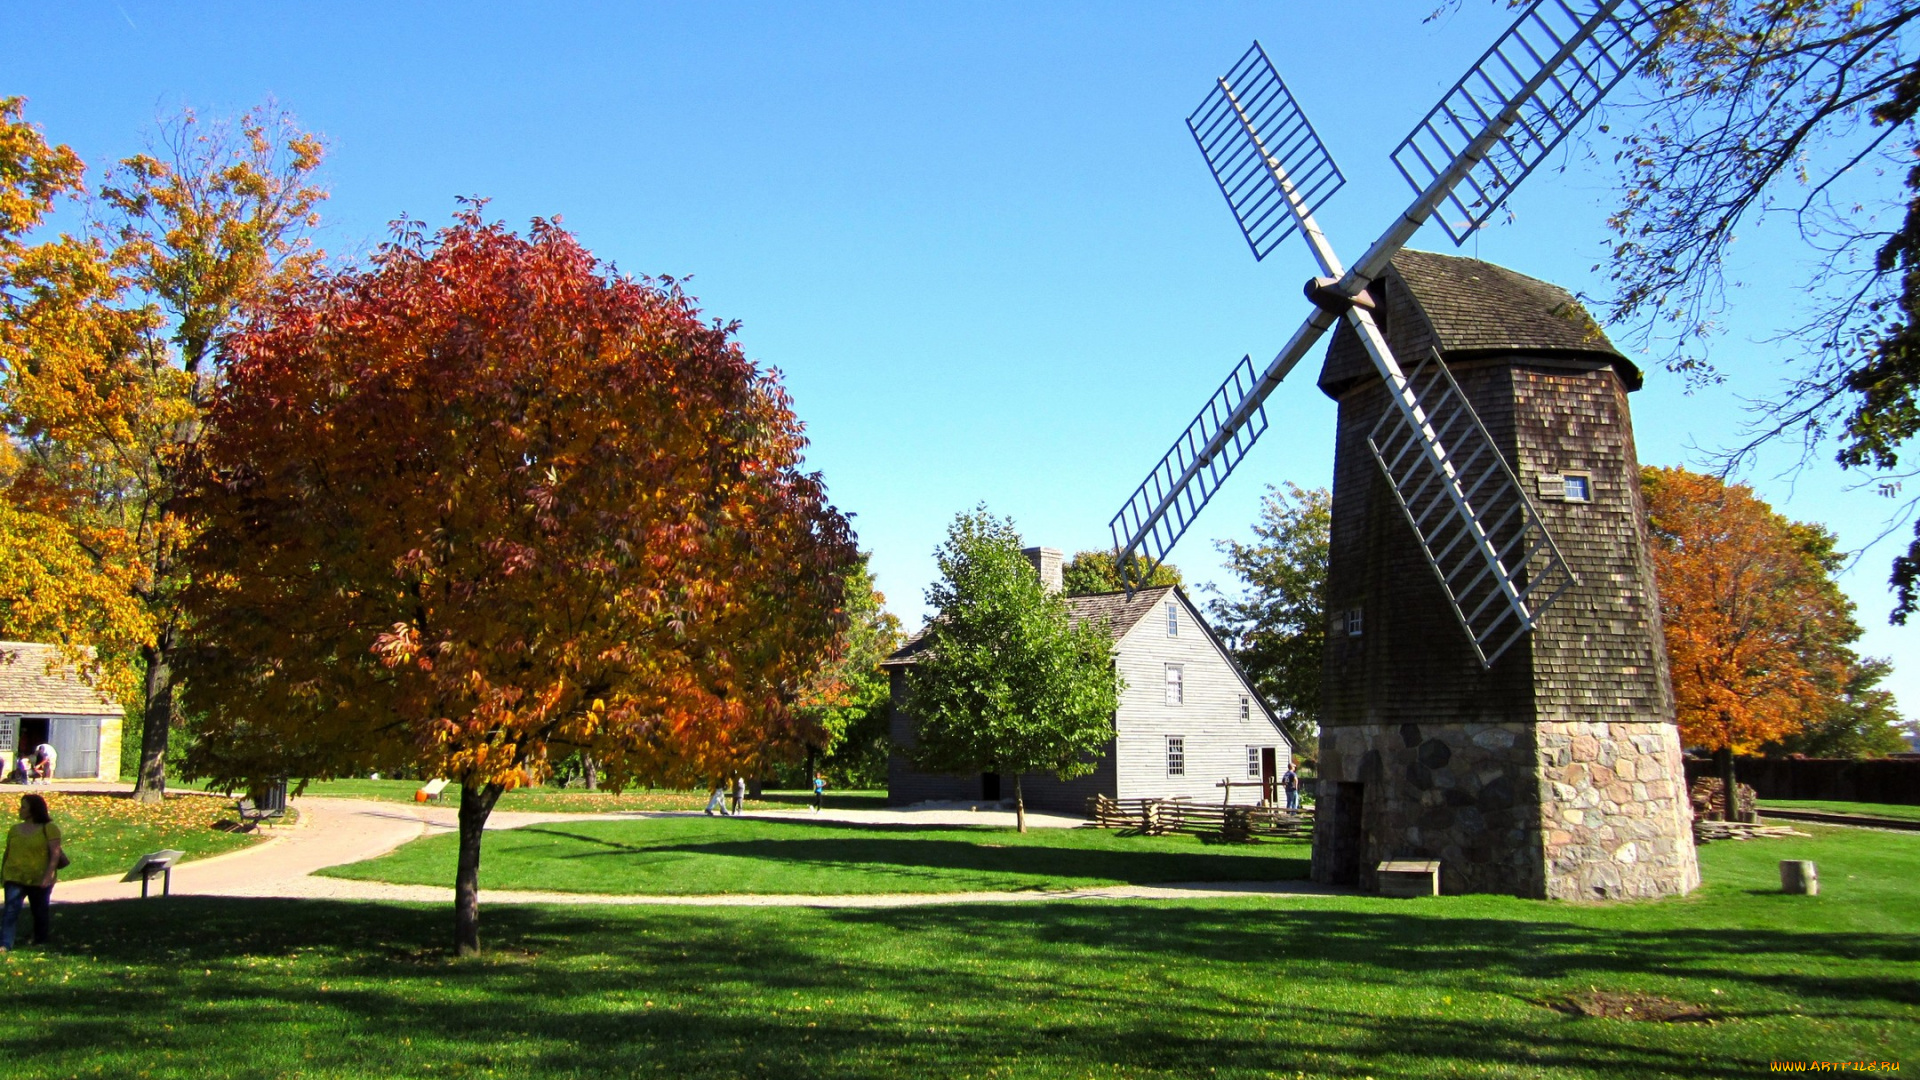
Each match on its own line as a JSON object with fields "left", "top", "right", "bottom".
{"left": 1642, "top": 466, "right": 1856, "bottom": 815}
{"left": 178, "top": 207, "right": 858, "bottom": 954}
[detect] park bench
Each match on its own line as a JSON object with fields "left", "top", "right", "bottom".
{"left": 121, "top": 849, "right": 184, "bottom": 898}
{"left": 234, "top": 797, "right": 285, "bottom": 829}
{"left": 1375, "top": 859, "right": 1441, "bottom": 897}
{"left": 416, "top": 778, "right": 449, "bottom": 803}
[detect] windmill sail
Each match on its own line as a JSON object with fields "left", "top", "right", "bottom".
{"left": 1363, "top": 345, "right": 1574, "bottom": 666}
{"left": 1189, "top": 42, "right": 1346, "bottom": 262}
{"left": 1391, "top": 0, "right": 1655, "bottom": 246}
{"left": 1112, "top": 0, "right": 1649, "bottom": 650}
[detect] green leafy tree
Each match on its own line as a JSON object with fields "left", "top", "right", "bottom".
{"left": 1206, "top": 483, "right": 1330, "bottom": 761}
{"left": 800, "top": 553, "right": 904, "bottom": 788}
{"left": 906, "top": 508, "right": 1122, "bottom": 831}
{"left": 1061, "top": 550, "right": 1181, "bottom": 596}
{"left": 1766, "top": 656, "right": 1912, "bottom": 758}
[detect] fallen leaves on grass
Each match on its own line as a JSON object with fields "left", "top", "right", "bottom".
{"left": 37, "top": 791, "right": 235, "bottom": 834}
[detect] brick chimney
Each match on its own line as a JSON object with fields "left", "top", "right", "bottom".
{"left": 1022, "top": 546, "right": 1064, "bottom": 595}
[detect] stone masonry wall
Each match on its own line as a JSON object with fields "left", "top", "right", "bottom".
{"left": 1537, "top": 720, "right": 1698, "bottom": 899}
{"left": 1314, "top": 722, "right": 1546, "bottom": 897}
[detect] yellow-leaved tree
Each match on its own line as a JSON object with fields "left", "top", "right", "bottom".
{"left": 0, "top": 97, "right": 324, "bottom": 795}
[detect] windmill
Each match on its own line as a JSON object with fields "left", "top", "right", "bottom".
{"left": 1110, "top": 0, "right": 1654, "bottom": 668}
{"left": 1111, "top": 0, "right": 1703, "bottom": 899}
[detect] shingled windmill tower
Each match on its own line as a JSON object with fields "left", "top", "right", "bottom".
{"left": 1106, "top": 0, "right": 1699, "bottom": 898}
{"left": 1313, "top": 251, "right": 1698, "bottom": 899}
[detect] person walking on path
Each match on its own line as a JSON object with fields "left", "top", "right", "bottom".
{"left": 1281, "top": 764, "right": 1299, "bottom": 812}
{"left": 2, "top": 793, "right": 62, "bottom": 951}
{"left": 812, "top": 774, "right": 826, "bottom": 812}
{"left": 730, "top": 776, "right": 746, "bottom": 816}
{"left": 704, "top": 785, "right": 728, "bottom": 817}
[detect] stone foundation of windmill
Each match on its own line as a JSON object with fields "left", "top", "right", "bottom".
{"left": 1309, "top": 250, "right": 1700, "bottom": 901}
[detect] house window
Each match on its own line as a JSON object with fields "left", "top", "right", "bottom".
{"left": 1239, "top": 695, "right": 1251, "bottom": 721}
{"left": 1247, "top": 746, "right": 1261, "bottom": 777}
{"left": 1563, "top": 473, "right": 1592, "bottom": 502}
{"left": 1167, "top": 736, "right": 1186, "bottom": 777}
{"left": 1166, "top": 602, "right": 1179, "bottom": 636}
{"left": 1346, "top": 606, "right": 1363, "bottom": 637}
{"left": 1164, "top": 664, "right": 1184, "bottom": 706}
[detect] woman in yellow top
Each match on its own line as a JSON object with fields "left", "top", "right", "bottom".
{"left": 2, "top": 793, "right": 63, "bottom": 951}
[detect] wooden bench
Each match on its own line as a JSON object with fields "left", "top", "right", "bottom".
{"left": 416, "top": 778, "right": 449, "bottom": 803}
{"left": 1375, "top": 859, "right": 1441, "bottom": 897}
{"left": 234, "top": 797, "right": 284, "bottom": 828}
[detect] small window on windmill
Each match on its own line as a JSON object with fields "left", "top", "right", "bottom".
{"left": 1166, "top": 602, "right": 1179, "bottom": 636}
{"left": 1562, "top": 473, "right": 1592, "bottom": 503}
{"left": 1346, "top": 606, "right": 1363, "bottom": 637}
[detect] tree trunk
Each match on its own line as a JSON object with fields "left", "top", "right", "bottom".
{"left": 1715, "top": 745, "right": 1738, "bottom": 823}
{"left": 132, "top": 634, "right": 176, "bottom": 804}
{"left": 1014, "top": 773, "right": 1026, "bottom": 834}
{"left": 582, "top": 754, "right": 599, "bottom": 791}
{"left": 454, "top": 781, "right": 503, "bottom": 957}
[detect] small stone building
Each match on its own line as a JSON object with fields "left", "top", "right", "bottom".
{"left": 885, "top": 548, "right": 1293, "bottom": 814}
{"left": 1312, "top": 250, "right": 1699, "bottom": 900}
{"left": 0, "top": 642, "right": 124, "bottom": 781}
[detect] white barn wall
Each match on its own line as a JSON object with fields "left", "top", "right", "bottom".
{"left": 1111, "top": 591, "right": 1290, "bottom": 805}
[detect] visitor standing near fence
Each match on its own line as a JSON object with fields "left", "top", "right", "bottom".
{"left": 1282, "top": 765, "right": 1299, "bottom": 812}
{"left": 1, "top": 793, "right": 63, "bottom": 951}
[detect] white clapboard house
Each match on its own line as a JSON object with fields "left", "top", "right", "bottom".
{"left": 0, "top": 642, "right": 124, "bottom": 781}
{"left": 884, "top": 547, "right": 1293, "bottom": 814}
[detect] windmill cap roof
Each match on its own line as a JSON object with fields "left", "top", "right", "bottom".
{"left": 1317, "top": 249, "right": 1640, "bottom": 398}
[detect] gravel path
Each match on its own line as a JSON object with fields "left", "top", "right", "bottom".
{"left": 51, "top": 792, "right": 1323, "bottom": 908}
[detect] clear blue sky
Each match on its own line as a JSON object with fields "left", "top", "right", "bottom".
{"left": 7, "top": 1, "right": 1914, "bottom": 712}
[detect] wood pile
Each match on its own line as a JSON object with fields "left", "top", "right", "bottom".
{"left": 1090, "top": 795, "right": 1312, "bottom": 839}
{"left": 1692, "top": 818, "right": 1810, "bottom": 843}
{"left": 1689, "top": 776, "right": 1758, "bottom": 823}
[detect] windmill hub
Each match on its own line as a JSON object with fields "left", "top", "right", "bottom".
{"left": 1106, "top": 0, "right": 1699, "bottom": 901}
{"left": 1303, "top": 276, "right": 1374, "bottom": 315}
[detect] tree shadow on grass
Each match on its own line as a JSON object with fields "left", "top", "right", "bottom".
{"left": 11, "top": 897, "right": 1911, "bottom": 1079}
{"left": 516, "top": 826, "right": 1311, "bottom": 889}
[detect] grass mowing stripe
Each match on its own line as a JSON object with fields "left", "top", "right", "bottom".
{"left": 318, "top": 815, "right": 1312, "bottom": 895}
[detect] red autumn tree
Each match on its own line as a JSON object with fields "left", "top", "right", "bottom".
{"left": 178, "top": 207, "right": 857, "bottom": 954}
{"left": 1642, "top": 466, "right": 1856, "bottom": 814}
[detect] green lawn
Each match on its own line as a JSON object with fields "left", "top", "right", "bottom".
{"left": 1760, "top": 799, "right": 1920, "bottom": 822}
{"left": 1, "top": 825, "right": 1912, "bottom": 1078}
{"left": 30, "top": 791, "right": 265, "bottom": 880}
{"left": 320, "top": 816, "right": 1308, "bottom": 894}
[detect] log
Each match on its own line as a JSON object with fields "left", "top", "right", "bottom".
{"left": 1780, "top": 860, "right": 1818, "bottom": 896}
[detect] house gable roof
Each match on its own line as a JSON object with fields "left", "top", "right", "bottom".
{"left": 0, "top": 642, "right": 120, "bottom": 716}
{"left": 882, "top": 585, "right": 1180, "bottom": 667}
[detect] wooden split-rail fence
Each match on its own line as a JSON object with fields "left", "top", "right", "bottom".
{"left": 1089, "top": 794, "right": 1313, "bottom": 840}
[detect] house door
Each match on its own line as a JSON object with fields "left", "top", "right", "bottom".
{"left": 981, "top": 772, "right": 1001, "bottom": 801}
{"left": 17, "top": 718, "right": 49, "bottom": 765}
{"left": 48, "top": 717, "right": 99, "bottom": 779}
{"left": 1261, "top": 747, "right": 1278, "bottom": 804}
